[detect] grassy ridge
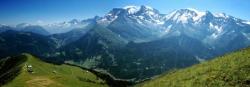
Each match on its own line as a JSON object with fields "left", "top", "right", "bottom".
{"left": 1, "top": 53, "right": 108, "bottom": 87}
{"left": 138, "top": 48, "right": 250, "bottom": 87}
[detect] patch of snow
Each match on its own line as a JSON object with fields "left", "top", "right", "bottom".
{"left": 107, "top": 13, "right": 112, "bottom": 16}
{"left": 136, "top": 18, "right": 143, "bottom": 24}
{"left": 186, "top": 8, "right": 206, "bottom": 22}
{"left": 242, "top": 32, "right": 250, "bottom": 40}
{"left": 155, "top": 20, "right": 164, "bottom": 25}
{"left": 123, "top": 5, "right": 140, "bottom": 14}
{"left": 165, "top": 10, "right": 178, "bottom": 20}
{"left": 211, "top": 33, "right": 219, "bottom": 38}
{"left": 167, "top": 8, "right": 206, "bottom": 24}
{"left": 236, "top": 22, "right": 244, "bottom": 26}
{"left": 167, "top": 25, "right": 172, "bottom": 29}
{"left": 186, "top": 8, "right": 200, "bottom": 13}
{"left": 214, "top": 13, "right": 229, "bottom": 18}
{"left": 143, "top": 5, "right": 154, "bottom": 10}
{"left": 123, "top": 5, "right": 138, "bottom": 9}
{"left": 138, "top": 16, "right": 144, "bottom": 19}
{"left": 243, "top": 21, "right": 250, "bottom": 25}
{"left": 215, "top": 26, "right": 222, "bottom": 33}
{"left": 171, "top": 12, "right": 180, "bottom": 21}
{"left": 16, "top": 23, "right": 32, "bottom": 28}
{"left": 164, "top": 25, "right": 172, "bottom": 33}
{"left": 209, "top": 22, "right": 223, "bottom": 33}
{"left": 209, "top": 22, "right": 224, "bottom": 39}
{"left": 146, "top": 11, "right": 155, "bottom": 16}
{"left": 43, "top": 19, "right": 91, "bottom": 34}
{"left": 164, "top": 28, "right": 171, "bottom": 33}
{"left": 209, "top": 22, "right": 213, "bottom": 27}
{"left": 97, "top": 14, "right": 118, "bottom": 26}
{"left": 193, "top": 11, "right": 206, "bottom": 22}
{"left": 178, "top": 14, "right": 188, "bottom": 23}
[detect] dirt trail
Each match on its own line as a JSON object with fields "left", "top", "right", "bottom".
{"left": 26, "top": 77, "right": 63, "bottom": 87}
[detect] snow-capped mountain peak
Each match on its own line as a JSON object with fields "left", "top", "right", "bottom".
{"left": 138, "top": 5, "right": 155, "bottom": 13}
{"left": 122, "top": 5, "right": 156, "bottom": 15}
{"left": 165, "top": 8, "right": 208, "bottom": 24}
{"left": 134, "top": 5, "right": 164, "bottom": 24}
{"left": 98, "top": 5, "right": 164, "bottom": 26}
{"left": 136, "top": 5, "right": 161, "bottom": 16}
{"left": 104, "top": 5, "right": 160, "bottom": 18}
{"left": 16, "top": 23, "right": 32, "bottom": 28}
{"left": 123, "top": 5, "right": 140, "bottom": 14}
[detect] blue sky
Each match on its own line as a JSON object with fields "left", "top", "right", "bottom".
{"left": 0, "top": 0, "right": 249, "bottom": 25}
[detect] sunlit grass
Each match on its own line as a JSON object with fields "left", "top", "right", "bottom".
{"left": 2, "top": 53, "right": 108, "bottom": 87}
{"left": 138, "top": 48, "right": 250, "bottom": 87}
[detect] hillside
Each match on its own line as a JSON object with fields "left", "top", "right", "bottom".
{"left": 0, "top": 53, "right": 108, "bottom": 87}
{"left": 137, "top": 48, "right": 250, "bottom": 87}
{"left": 1, "top": 6, "right": 250, "bottom": 81}
{"left": 0, "top": 30, "right": 57, "bottom": 59}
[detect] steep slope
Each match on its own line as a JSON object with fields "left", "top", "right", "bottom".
{"left": 54, "top": 27, "right": 214, "bottom": 81}
{"left": 0, "top": 53, "right": 108, "bottom": 87}
{"left": 0, "top": 30, "right": 56, "bottom": 59}
{"left": 164, "top": 8, "right": 250, "bottom": 53}
{"left": 50, "top": 23, "right": 95, "bottom": 46}
{"left": 105, "top": 5, "right": 166, "bottom": 42}
{"left": 0, "top": 25, "right": 14, "bottom": 33}
{"left": 57, "top": 25, "right": 127, "bottom": 69}
{"left": 19, "top": 25, "right": 50, "bottom": 36}
{"left": 138, "top": 47, "right": 250, "bottom": 87}
{"left": 108, "top": 34, "right": 213, "bottom": 80}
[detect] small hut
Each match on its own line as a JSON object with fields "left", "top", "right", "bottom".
{"left": 27, "top": 65, "right": 33, "bottom": 73}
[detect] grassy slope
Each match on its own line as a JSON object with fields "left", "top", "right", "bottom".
{"left": 138, "top": 48, "right": 250, "bottom": 87}
{"left": 1, "top": 53, "right": 108, "bottom": 87}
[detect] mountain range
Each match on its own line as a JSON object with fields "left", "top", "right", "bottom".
{"left": 1, "top": 5, "right": 250, "bottom": 81}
